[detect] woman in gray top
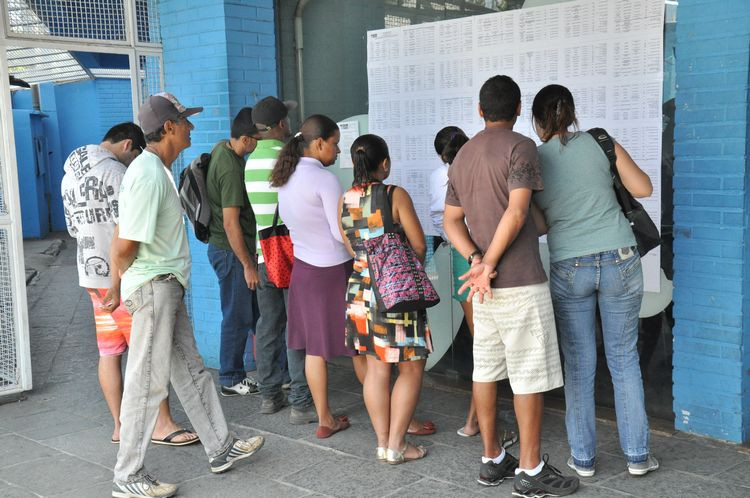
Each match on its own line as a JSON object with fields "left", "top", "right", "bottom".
{"left": 531, "top": 84, "right": 658, "bottom": 479}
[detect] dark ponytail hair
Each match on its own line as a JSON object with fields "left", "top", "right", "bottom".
{"left": 434, "top": 126, "right": 469, "bottom": 165}
{"left": 351, "top": 134, "right": 389, "bottom": 186}
{"left": 531, "top": 84, "right": 578, "bottom": 145}
{"left": 270, "top": 114, "right": 339, "bottom": 187}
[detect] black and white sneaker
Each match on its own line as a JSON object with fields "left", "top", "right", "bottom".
{"left": 477, "top": 451, "right": 519, "bottom": 487}
{"left": 220, "top": 377, "right": 260, "bottom": 396}
{"left": 210, "top": 436, "right": 265, "bottom": 473}
{"left": 512, "top": 454, "right": 579, "bottom": 497}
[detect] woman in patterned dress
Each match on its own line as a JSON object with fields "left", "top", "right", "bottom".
{"left": 338, "top": 134, "right": 432, "bottom": 464}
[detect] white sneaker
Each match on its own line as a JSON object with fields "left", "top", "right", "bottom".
{"left": 627, "top": 455, "right": 659, "bottom": 476}
{"left": 220, "top": 377, "right": 259, "bottom": 396}
{"left": 210, "top": 436, "right": 265, "bottom": 473}
{"left": 112, "top": 474, "right": 176, "bottom": 497}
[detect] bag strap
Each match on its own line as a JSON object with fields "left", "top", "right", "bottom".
{"left": 587, "top": 128, "right": 634, "bottom": 213}
{"left": 380, "top": 184, "right": 397, "bottom": 234}
{"left": 271, "top": 204, "right": 281, "bottom": 229}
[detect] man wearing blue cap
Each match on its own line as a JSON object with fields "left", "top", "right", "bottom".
{"left": 111, "top": 93, "right": 264, "bottom": 498}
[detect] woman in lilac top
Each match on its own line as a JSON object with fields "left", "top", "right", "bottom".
{"left": 272, "top": 114, "right": 366, "bottom": 439}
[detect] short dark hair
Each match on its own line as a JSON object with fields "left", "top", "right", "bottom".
{"left": 144, "top": 127, "right": 166, "bottom": 144}
{"left": 479, "top": 75, "right": 521, "bottom": 122}
{"left": 231, "top": 107, "right": 259, "bottom": 139}
{"left": 102, "top": 122, "right": 146, "bottom": 151}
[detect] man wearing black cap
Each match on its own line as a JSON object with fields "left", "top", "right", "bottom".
{"left": 111, "top": 93, "right": 264, "bottom": 498}
{"left": 245, "top": 96, "right": 316, "bottom": 424}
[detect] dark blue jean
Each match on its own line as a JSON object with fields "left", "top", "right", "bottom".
{"left": 207, "top": 244, "right": 258, "bottom": 387}
{"left": 550, "top": 247, "right": 650, "bottom": 467}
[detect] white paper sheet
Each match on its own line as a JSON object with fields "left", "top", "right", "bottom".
{"left": 367, "top": 0, "right": 664, "bottom": 291}
{"left": 337, "top": 120, "right": 360, "bottom": 169}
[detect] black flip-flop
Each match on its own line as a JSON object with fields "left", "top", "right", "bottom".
{"left": 151, "top": 429, "right": 200, "bottom": 446}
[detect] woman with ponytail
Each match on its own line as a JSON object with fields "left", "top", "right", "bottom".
{"left": 531, "top": 84, "right": 658, "bottom": 477}
{"left": 272, "top": 114, "right": 365, "bottom": 439}
{"left": 339, "top": 134, "right": 432, "bottom": 464}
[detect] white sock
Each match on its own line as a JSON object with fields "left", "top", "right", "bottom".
{"left": 481, "top": 448, "right": 506, "bottom": 464}
{"left": 515, "top": 459, "right": 545, "bottom": 476}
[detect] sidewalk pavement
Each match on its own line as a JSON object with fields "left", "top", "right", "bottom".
{"left": 1, "top": 233, "right": 748, "bottom": 497}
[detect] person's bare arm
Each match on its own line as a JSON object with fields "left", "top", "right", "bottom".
{"left": 111, "top": 234, "right": 139, "bottom": 277}
{"left": 338, "top": 196, "right": 356, "bottom": 258}
{"left": 392, "top": 186, "right": 426, "bottom": 262}
{"left": 223, "top": 206, "right": 259, "bottom": 290}
{"left": 614, "top": 142, "right": 653, "bottom": 198}
{"left": 529, "top": 201, "right": 548, "bottom": 236}
{"left": 100, "top": 225, "right": 123, "bottom": 313}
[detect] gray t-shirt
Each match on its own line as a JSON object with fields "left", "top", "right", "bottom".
{"left": 445, "top": 127, "right": 547, "bottom": 289}
{"left": 533, "top": 133, "right": 636, "bottom": 263}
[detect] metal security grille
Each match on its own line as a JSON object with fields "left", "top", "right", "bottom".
{"left": 0, "top": 154, "right": 7, "bottom": 217}
{"left": 138, "top": 53, "right": 162, "bottom": 101}
{"left": 0, "top": 228, "right": 18, "bottom": 391}
{"left": 136, "top": 0, "right": 160, "bottom": 43}
{"left": 7, "top": 0, "right": 127, "bottom": 41}
{"left": 7, "top": 46, "right": 89, "bottom": 83}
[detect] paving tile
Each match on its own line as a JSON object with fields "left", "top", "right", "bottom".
{"left": 600, "top": 432, "right": 749, "bottom": 477}
{"left": 141, "top": 442, "right": 214, "bottom": 484}
{"left": 281, "top": 454, "right": 422, "bottom": 497}
{"left": 713, "top": 459, "right": 750, "bottom": 488}
{"left": 602, "top": 468, "right": 750, "bottom": 497}
{"left": 384, "top": 476, "right": 485, "bottom": 497}
{"left": 0, "top": 434, "right": 58, "bottom": 469}
{"left": 180, "top": 471, "right": 310, "bottom": 497}
{"left": 54, "top": 481, "right": 113, "bottom": 498}
{"left": 0, "top": 454, "right": 111, "bottom": 496}
{"left": 43, "top": 425, "right": 119, "bottom": 466}
{"left": 235, "top": 432, "right": 337, "bottom": 480}
{"left": 0, "top": 481, "right": 39, "bottom": 498}
{"left": 0, "top": 408, "right": 101, "bottom": 441}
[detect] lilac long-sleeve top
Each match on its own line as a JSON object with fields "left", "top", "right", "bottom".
{"left": 278, "top": 157, "right": 351, "bottom": 267}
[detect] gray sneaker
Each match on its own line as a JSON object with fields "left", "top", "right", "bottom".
{"left": 627, "top": 455, "right": 659, "bottom": 476}
{"left": 260, "top": 395, "right": 288, "bottom": 414}
{"left": 112, "top": 475, "right": 176, "bottom": 497}
{"left": 567, "top": 456, "right": 596, "bottom": 477}
{"left": 210, "top": 436, "right": 265, "bottom": 473}
{"left": 220, "top": 377, "right": 260, "bottom": 397}
{"left": 289, "top": 404, "right": 318, "bottom": 425}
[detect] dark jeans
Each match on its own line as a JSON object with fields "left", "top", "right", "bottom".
{"left": 256, "top": 263, "right": 311, "bottom": 408}
{"left": 207, "top": 244, "right": 258, "bottom": 387}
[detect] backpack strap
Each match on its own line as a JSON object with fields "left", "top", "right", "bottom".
{"left": 587, "top": 128, "right": 633, "bottom": 213}
{"left": 271, "top": 204, "right": 281, "bottom": 229}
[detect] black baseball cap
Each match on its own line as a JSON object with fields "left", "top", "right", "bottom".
{"left": 251, "top": 96, "right": 298, "bottom": 130}
{"left": 138, "top": 92, "right": 203, "bottom": 135}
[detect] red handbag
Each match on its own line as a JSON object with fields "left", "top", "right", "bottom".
{"left": 258, "top": 206, "right": 294, "bottom": 288}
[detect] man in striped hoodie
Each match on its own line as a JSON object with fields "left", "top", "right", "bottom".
{"left": 245, "top": 97, "right": 315, "bottom": 423}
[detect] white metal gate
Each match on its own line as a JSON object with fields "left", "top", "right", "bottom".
{"left": 0, "top": 0, "right": 163, "bottom": 396}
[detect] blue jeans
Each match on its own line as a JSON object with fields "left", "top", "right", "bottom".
{"left": 255, "top": 263, "right": 310, "bottom": 408}
{"left": 550, "top": 247, "right": 650, "bottom": 467}
{"left": 207, "top": 244, "right": 258, "bottom": 387}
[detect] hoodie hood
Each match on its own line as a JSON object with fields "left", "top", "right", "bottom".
{"left": 63, "top": 144, "right": 118, "bottom": 181}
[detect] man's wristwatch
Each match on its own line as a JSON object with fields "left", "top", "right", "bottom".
{"left": 467, "top": 250, "right": 483, "bottom": 265}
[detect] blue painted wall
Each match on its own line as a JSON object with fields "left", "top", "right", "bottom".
{"left": 672, "top": 0, "right": 750, "bottom": 443}
{"left": 159, "top": 0, "right": 278, "bottom": 368}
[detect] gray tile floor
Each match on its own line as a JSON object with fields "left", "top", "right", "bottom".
{"left": 1, "top": 235, "right": 748, "bottom": 497}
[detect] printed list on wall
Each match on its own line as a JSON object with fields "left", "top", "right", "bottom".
{"left": 367, "top": 0, "right": 664, "bottom": 292}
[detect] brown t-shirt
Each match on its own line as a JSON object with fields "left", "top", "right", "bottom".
{"left": 445, "top": 127, "right": 547, "bottom": 289}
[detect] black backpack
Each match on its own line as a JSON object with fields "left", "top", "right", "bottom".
{"left": 178, "top": 153, "right": 212, "bottom": 243}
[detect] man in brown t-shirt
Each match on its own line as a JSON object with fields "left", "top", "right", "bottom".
{"left": 444, "top": 75, "right": 576, "bottom": 497}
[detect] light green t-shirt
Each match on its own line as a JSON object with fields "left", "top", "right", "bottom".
{"left": 245, "top": 139, "right": 283, "bottom": 264}
{"left": 118, "top": 150, "right": 191, "bottom": 299}
{"left": 533, "top": 132, "right": 635, "bottom": 263}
